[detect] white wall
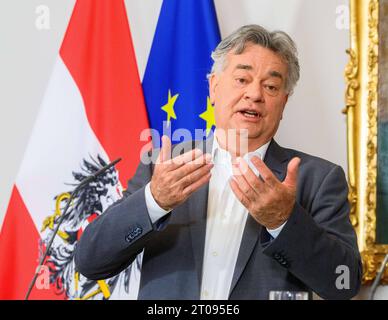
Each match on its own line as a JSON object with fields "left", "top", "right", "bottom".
{"left": 0, "top": 0, "right": 76, "bottom": 231}
{"left": 0, "top": 0, "right": 350, "bottom": 230}
{"left": 1, "top": 0, "right": 382, "bottom": 299}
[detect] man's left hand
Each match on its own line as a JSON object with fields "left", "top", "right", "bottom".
{"left": 229, "top": 156, "right": 301, "bottom": 229}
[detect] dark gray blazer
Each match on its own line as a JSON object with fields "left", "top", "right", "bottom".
{"left": 75, "top": 139, "right": 362, "bottom": 300}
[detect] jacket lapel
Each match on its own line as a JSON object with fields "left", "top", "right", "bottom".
{"left": 186, "top": 136, "right": 214, "bottom": 296}
{"left": 263, "top": 139, "right": 290, "bottom": 181}
{"left": 229, "top": 139, "right": 290, "bottom": 296}
{"left": 187, "top": 183, "right": 209, "bottom": 296}
{"left": 229, "top": 214, "right": 262, "bottom": 294}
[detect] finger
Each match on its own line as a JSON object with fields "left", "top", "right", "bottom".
{"left": 161, "top": 135, "right": 172, "bottom": 162}
{"left": 166, "top": 150, "right": 209, "bottom": 174}
{"left": 182, "top": 171, "right": 212, "bottom": 196}
{"left": 250, "top": 156, "right": 278, "bottom": 188}
{"left": 160, "top": 148, "right": 204, "bottom": 173}
{"left": 229, "top": 177, "right": 251, "bottom": 210}
{"left": 156, "top": 135, "right": 172, "bottom": 164}
{"left": 192, "top": 152, "right": 212, "bottom": 165}
{"left": 283, "top": 157, "right": 301, "bottom": 189}
{"left": 236, "top": 157, "right": 264, "bottom": 193}
{"left": 175, "top": 158, "right": 213, "bottom": 187}
{"left": 231, "top": 161, "right": 257, "bottom": 201}
{"left": 168, "top": 148, "right": 204, "bottom": 167}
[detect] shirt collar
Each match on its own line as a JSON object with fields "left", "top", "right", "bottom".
{"left": 211, "top": 130, "right": 271, "bottom": 164}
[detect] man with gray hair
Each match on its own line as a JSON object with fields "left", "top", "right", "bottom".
{"left": 75, "top": 25, "right": 362, "bottom": 300}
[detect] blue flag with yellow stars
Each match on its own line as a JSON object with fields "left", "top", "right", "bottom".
{"left": 142, "top": 0, "right": 221, "bottom": 145}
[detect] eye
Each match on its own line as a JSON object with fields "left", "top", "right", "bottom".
{"left": 235, "top": 78, "right": 247, "bottom": 85}
{"left": 264, "top": 84, "right": 281, "bottom": 96}
{"left": 265, "top": 85, "right": 278, "bottom": 92}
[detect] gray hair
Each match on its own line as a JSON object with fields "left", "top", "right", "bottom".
{"left": 209, "top": 24, "right": 300, "bottom": 94}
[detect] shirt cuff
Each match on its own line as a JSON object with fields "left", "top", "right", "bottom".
{"left": 266, "top": 220, "right": 287, "bottom": 239}
{"left": 145, "top": 182, "right": 171, "bottom": 224}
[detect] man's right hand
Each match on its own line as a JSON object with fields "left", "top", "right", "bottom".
{"left": 150, "top": 135, "right": 213, "bottom": 211}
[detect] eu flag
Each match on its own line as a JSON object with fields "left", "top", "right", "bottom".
{"left": 142, "top": 0, "right": 221, "bottom": 145}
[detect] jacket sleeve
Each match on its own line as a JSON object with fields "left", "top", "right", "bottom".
{"left": 261, "top": 165, "right": 362, "bottom": 300}
{"left": 74, "top": 152, "right": 168, "bottom": 280}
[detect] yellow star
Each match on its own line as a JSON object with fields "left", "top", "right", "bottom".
{"left": 161, "top": 90, "right": 179, "bottom": 126}
{"left": 199, "top": 97, "right": 215, "bottom": 135}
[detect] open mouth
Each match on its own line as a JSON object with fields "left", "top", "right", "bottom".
{"left": 238, "top": 110, "right": 261, "bottom": 119}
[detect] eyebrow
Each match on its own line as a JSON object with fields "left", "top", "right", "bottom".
{"left": 234, "top": 65, "right": 284, "bottom": 80}
{"left": 235, "top": 64, "right": 253, "bottom": 71}
{"left": 268, "top": 70, "right": 283, "bottom": 80}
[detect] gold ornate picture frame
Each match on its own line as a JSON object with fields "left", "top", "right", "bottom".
{"left": 345, "top": 0, "right": 388, "bottom": 283}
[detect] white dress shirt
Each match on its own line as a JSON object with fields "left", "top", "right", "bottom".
{"left": 144, "top": 136, "right": 287, "bottom": 299}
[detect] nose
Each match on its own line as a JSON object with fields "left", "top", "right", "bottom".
{"left": 244, "top": 82, "right": 264, "bottom": 103}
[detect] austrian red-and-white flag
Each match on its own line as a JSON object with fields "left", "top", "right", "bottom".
{"left": 0, "top": 0, "right": 148, "bottom": 300}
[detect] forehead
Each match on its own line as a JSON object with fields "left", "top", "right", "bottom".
{"left": 225, "top": 44, "right": 287, "bottom": 73}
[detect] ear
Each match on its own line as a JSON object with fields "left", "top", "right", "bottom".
{"left": 209, "top": 73, "right": 218, "bottom": 104}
